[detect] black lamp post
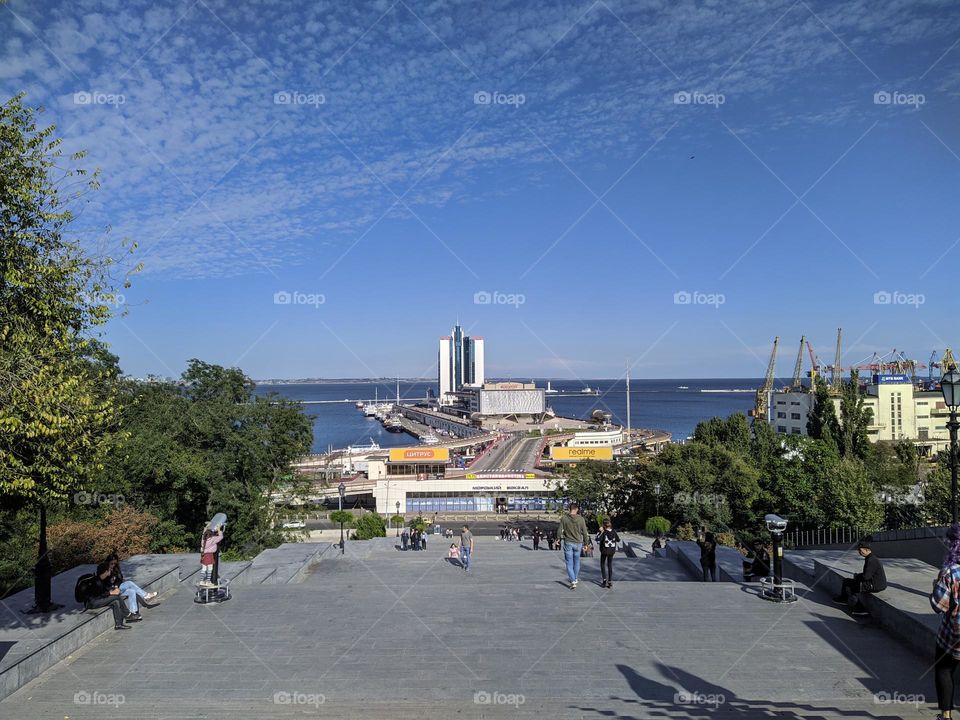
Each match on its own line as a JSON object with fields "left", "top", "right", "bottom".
{"left": 338, "top": 482, "right": 346, "bottom": 554}
{"left": 396, "top": 501, "right": 401, "bottom": 537}
{"left": 654, "top": 483, "right": 661, "bottom": 516}
{"left": 941, "top": 369, "right": 960, "bottom": 524}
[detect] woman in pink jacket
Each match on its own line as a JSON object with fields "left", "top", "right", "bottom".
{"left": 199, "top": 525, "right": 224, "bottom": 586}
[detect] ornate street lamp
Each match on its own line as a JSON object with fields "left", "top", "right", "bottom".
{"left": 654, "top": 483, "right": 661, "bottom": 516}
{"left": 396, "top": 501, "right": 401, "bottom": 537}
{"left": 941, "top": 369, "right": 960, "bottom": 523}
{"left": 338, "top": 482, "right": 346, "bottom": 554}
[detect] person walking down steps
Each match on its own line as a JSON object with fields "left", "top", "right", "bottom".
{"left": 596, "top": 519, "right": 621, "bottom": 589}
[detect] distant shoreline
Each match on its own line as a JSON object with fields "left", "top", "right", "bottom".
{"left": 256, "top": 378, "right": 431, "bottom": 385}
{"left": 256, "top": 377, "right": 772, "bottom": 385}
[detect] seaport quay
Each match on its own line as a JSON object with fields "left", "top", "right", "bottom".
{"left": 284, "top": 322, "right": 670, "bottom": 515}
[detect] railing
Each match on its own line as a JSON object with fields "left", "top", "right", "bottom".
{"left": 787, "top": 526, "right": 872, "bottom": 548}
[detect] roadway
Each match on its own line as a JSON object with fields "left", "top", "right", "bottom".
{"left": 470, "top": 433, "right": 543, "bottom": 473}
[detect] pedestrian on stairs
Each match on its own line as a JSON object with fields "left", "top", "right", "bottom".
{"left": 557, "top": 503, "right": 591, "bottom": 590}
{"left": 931, "top": 524, "right": 960, "bottom": 720}
{"left": 596, "top": 519, "right": 621, "bottom": 589}
{"left": 697, "top": 530, "right": 717, "bottom": 582}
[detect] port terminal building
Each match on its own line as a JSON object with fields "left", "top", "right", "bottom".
{"left": 769, "top": 373, "right": 951, "bottom": 454}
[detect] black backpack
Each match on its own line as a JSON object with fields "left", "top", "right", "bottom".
{"left": 74, "top": 573, "right": 98, "bottom": 605}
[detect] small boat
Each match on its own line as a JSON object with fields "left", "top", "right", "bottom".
{"left": 581, "top": 387, "right": 598, "bottom": 395}
{"left": 346, "top": 439, "right": 381, "bottom": 454}
{"left": 385, "top": 414, "right": 404, "bottom": 432}
{"left": 355, "top": 401, "right": 365, "bottom": 409}
{"left": 677, "top": 386, "right": 689, "bottom": 390}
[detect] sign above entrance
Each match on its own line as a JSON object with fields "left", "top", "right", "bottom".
{"left": 388, "top": 447, "right": 450, "bottom": 463}
{"left": 551, "top": 446, "right": 614, "bottom": 461}
{"left": 466, "top": 472, "right": 536, "bottom": 480}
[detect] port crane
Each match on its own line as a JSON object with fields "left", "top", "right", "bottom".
{"left": 830, "top": 328, "right": 843, "bottom": 394}
{"left": 753, "top": 336, "right": 779, "bottom": 422}
{"left": 936, "top": 349, "right": 958, "bottom": 374}
{"left": 806, "top": 340, "right": 819, "bottom": 383}
{"left": 789, "top": 336, "right": 806, "bottom": 390}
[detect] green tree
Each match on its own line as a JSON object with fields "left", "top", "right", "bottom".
{"left": 838, "top": 371, "right": 872, "bottom": 460}
{"left": 865, "top": 441, "right": 919, "bottom": 493}
{"left": 329, "top": 510, "right": 354, "bottom": 526}
{"left": 353, "top": 512, "right": 386, "bottom": 540}
{"left": 693, "top": 414, "right": 751, "bottom": 455}
{"left": 806, "top": 376, "right": 839, "bottom": 451}
{"left": 99, "top": 361, "right": 313, "bottom": 556}
{"left": 822, "top": 456, "right": 882, "bottom": 529}
{"left": 0, "top": 94, "right": 133, "bottom": 609}
{"left": 554, "top": 459, "right": 634, "bottom": 520}
{"left": 921, "top": 455, "right": 953, "bottom": 526}
{"left": 645, "top": 516, "right": 670, "bottom": 536}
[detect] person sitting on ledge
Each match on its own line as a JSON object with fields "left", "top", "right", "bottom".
{"left": 832, "top": 538, "right": 887, "bottom": 616}
{"left": 105, "top": 552, "right": 158, "bottom": 620}
{"left": 85, "top": 564, "right": 134, "bottom": 630}
{"left": 748, "top": 542, "right": 770, "bottom": 580}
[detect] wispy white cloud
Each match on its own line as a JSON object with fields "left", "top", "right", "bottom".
{"left": 2, "top": 0, "right": 958, "bottom": 279}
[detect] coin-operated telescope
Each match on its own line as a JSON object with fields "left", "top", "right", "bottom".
{"left": 759, "top": 514, "right": 797, "bottom": 604}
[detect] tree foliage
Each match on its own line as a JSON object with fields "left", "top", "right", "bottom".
{"left": 352, "top": 512, "right": 386, "bottom": 540}
{"left": 838, "top": 371, "right": 872, "bottom": 460}
{"left": 98, "top": 360, "right": 313, "bottom": 556}
{"left": 329, "top": 510, "right": 354, "bottom": 526}
{"left": 0, "top": 93, "right": 132, "bottom": 505}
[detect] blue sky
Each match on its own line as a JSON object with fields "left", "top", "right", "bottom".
{"left": 3, "top": 0, "right": 960, "bottom": 380}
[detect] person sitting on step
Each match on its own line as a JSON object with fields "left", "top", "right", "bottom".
{"left": 832, "top": 538, "right": 887, "bottom": 616}
{"left": 105, "top": 552, "right": 158, "bottom": 620}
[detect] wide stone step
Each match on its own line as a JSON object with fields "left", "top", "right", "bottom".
{"left": 789, "top": 548, "right": 940, "bottom": 659}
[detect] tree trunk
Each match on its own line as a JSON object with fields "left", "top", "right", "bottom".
{"left": 27, "top": 502, "right": 61, "bottom": 613}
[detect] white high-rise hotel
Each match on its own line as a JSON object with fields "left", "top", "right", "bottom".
{"left": 438, "top": 323, "right": 484, "bottom": 404}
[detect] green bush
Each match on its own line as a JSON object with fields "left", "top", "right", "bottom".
{"left": 353, "top": 513, "right": 386, "bottom": 540}
{"left": 675, "top": 522, "right": 696, "bottom": 541}
{"left": 645, "top": 516, "right": 670, "bottom": 537}
{"left": 407, "top": 515, "right": 428, "bottom": 532}
{"left": 329, "top": 510, "right": 354, "bottom": 526}
{"left": 715, "top": 531, "right": 739, "bottom": 550}
{"left": 389, "top": 514, "right": 405, "bottom": 528}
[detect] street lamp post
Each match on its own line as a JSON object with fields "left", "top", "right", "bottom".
{"left": 338, "top": 482, "right": 346, "bottom": 554}
{"left": 941, "top": 369, "right": 960, "bottom": 524}
{"left": 396, "top": 501, "right": 401, "bottom": 537}
{"left": 654, "top": 483, "right": 661, "bottom": 516}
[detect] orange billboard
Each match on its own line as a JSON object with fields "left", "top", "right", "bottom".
{"left": 550, "top": 446, "right": 614, "bottom": 462}
{"left": 388, "top": 447, "right": 450, "bottom": 463}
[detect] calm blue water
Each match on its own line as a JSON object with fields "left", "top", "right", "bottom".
{"left": 256, "top": 378, "right": 776, "bottom": 453}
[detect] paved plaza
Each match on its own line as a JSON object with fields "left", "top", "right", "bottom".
{"left": 2, "top": 536, "right": 934, "bottom": 719}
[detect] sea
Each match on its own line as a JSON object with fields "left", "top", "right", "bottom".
{"left": 255, "top": 378, "right": 774, "bottom": 454}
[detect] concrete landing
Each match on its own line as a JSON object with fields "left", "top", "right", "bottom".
{"left": 0, "top": 557, "right": 179, "bottom": 701}
{"left": 2, "top": 537, "right": 935, "bottom": 719}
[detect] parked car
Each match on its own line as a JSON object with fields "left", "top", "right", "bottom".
{"left": 282, "top": 519, "right": 306, "bottom": 529}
